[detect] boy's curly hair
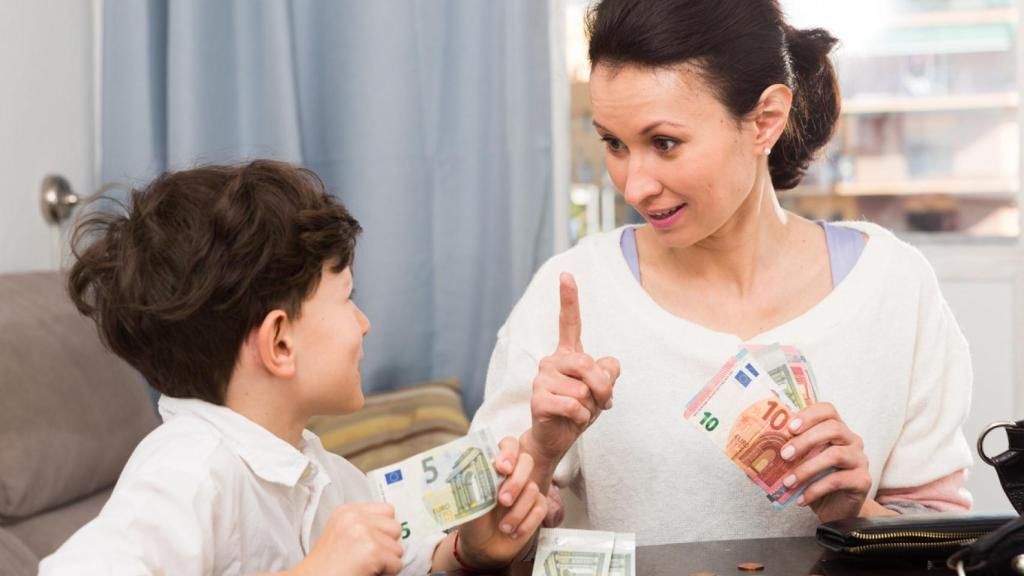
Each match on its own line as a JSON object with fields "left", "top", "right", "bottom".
{"left": 68, "top": 160, "right": 361, "bottom": 405}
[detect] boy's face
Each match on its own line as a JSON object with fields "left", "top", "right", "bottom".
{"left": 293, "top": 264, "right": 370, "bottom": 415}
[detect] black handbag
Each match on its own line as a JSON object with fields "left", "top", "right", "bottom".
{"left": 944, "top": 421, "right": 1024, "bottom": 575}
{"left": 946, "top": 515, "right": 1024, "bottom": 576}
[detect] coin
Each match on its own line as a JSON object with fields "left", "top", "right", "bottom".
{"left": 737, "top": 562, "right": 765, "bottom": 572}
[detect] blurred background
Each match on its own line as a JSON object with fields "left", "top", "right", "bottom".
{"left": 1, "top": 0, "right": 1021, "bottom": 513}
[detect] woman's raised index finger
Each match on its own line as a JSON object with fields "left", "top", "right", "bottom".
{"left": 558, "top": 272, "right": 583, "bottom": 353}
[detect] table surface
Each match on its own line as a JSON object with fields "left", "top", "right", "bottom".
{"left": 445, "top": 536, "right": 958, "bottom": 575}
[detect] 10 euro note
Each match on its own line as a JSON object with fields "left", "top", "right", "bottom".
{"left": 368, "top": 428, "right": 502, "bottom": 549}
{"left": 683, "top": 349, "right": 811, "bottom": 507}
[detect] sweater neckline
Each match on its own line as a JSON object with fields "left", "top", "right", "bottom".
{"left": 590, "top": 221, "right": 892, "bottom": 352}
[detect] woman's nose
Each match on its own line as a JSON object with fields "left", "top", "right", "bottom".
{"left": 622, "top": 159, "right": 662, "bottom": 206}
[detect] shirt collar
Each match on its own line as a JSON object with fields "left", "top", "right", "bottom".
{"left": 158, "top": 395, "right": 323, "bottom": 488}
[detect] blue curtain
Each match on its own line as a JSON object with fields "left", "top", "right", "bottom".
{"left": 102, "top": 0, "right": 554, "bottom": 415}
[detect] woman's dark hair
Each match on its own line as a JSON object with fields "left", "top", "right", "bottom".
{"left": 68, "top": 160, "right": 362, "bottom": 405}
{"left": 587, "top": 0, "right": 840, "bottom": 190}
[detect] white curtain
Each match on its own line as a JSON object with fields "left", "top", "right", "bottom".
{"left": 101, "top": 0, "right": 554, "bottom": 414}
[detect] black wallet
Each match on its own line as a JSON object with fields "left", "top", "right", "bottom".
{"left": 816, "top": 513, "right": 1018, "bottom": 559}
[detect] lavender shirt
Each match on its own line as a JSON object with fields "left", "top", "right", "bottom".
{"left": 620, "top": 221, "right": 865, "bottom": 287}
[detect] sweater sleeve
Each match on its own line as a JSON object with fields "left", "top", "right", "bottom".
{"left": 471, "top": 324, "right": 582, "bottom": 489}
{"left": 877, "top": 258, "right": 974, "bottom": 493}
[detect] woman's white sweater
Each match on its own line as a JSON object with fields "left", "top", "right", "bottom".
{"left": 471, "top": 222, "right": 973, "bottom": 545}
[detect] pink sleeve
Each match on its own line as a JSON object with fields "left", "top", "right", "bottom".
{"left": 876, "top": 469, "right": 972, "bottom": 512}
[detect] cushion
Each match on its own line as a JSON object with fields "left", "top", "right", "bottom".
{"left": 0, "top": 272, "right": 160, "bottom": 522}
{"left": 308, "top": 378, "right": 470, "bottom": 472}
{"left": 0, "top": 527, "right": 38, "bottom": 576}
{"left": 6, "top": 487, "right": 111, "bottom": 559}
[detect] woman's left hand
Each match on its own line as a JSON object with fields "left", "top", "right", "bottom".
{"left": 779, "top": 402, "right": 873, "bottom": 523}
{"left": 454, "top": 436, "right": 548, "bottom": 568}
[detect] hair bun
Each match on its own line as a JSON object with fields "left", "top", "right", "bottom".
{"left": 770, "top": 26, "right": 841, "bottom": 190}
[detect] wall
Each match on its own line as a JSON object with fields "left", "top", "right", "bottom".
{"left": 0, "top": 0, "right": 96, "bottom": 273}
{"left": 925, "top": 244, "right": 1023, "bottom": 514}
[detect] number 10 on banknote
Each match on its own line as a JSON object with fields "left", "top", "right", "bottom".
{"left": 684, "top": 348, "right": 823, "bottom": 508}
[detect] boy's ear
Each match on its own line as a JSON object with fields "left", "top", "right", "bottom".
{"left": 752, "top": 83, "right": 793, "bottom": 153}
{"left": 253, "top": 310, "right": 297, "bottom": 379}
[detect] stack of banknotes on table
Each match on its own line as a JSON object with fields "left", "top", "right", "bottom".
{"left": 368, "top": 428, "right": 502, "bottom": 548}
{"left": 532, "top": 528, "right": 635, "bottom": 576}
{"left": 683, "top": 344, "right": 828, "bottom": 507}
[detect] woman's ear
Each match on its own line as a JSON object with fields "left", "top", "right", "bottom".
{"left": 753, "top": 83, "right": 793, "bottom": 154}
{"left": 252, "top": 309, "right": 297, "bottom": 379}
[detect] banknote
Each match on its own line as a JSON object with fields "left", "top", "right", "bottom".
{"left": 368, "top": 428, "right": 502, "bottom": 548}
{"left": 684, "top": 348, "right": 813, "bottom": 507}
{"left": 752, "top": 344, "right": 803, "bottom": 410}
{"left": 609, "top": 532, "right": 636, "bottom": 576}
{"left": 532, "top": 528, "right": 616, "bottom": 576}
{"left": 781, "top": 345, "right": 819, "bottom": 406}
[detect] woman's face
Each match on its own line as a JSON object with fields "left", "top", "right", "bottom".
{"left": 590, "top": 63, "right": 764, "bottom": 248}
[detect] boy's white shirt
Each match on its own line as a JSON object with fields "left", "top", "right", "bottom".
{"left": 39, "top": 395, "right": 445, "bottom": 575}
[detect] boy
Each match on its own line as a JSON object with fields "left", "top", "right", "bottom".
{"left": 41, "top": 160, "right": 546, "bottom": 575}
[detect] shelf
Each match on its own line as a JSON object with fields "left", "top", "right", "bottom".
{"left": 793, "top": 178, "right": 1017, "bottom": 197}
{"left": 842, "top": 22, "right": 1014, "bottom": 56}
{"left": 889, "top": 7, "right": 1017, "bottom": 28}
{"left": 841, "top": 92, "right": 1018, "bottom": 114}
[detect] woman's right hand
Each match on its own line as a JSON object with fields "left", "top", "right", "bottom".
{"left": 523, "top": 273, "right": 620, "bottom": 467}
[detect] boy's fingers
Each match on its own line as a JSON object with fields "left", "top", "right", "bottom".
{"left": 499, "top": 483, "right": 540, "bottom": 537}
{"left": 352, "top": 502, "right": 395, "bottom": 518}
{"left": 543, "top": 486, "right": 565, "bottom": 527}
{"left": 373, "top": 538, "right": 404, "bottom": 575}
{"left": 514, "top": 488, "right": 549, "bottom": 539}
{"left": 495, "top": 436, "right": 519, "bottom": 476}
{"left": 498, "top": 451, "right": 534, "bottom": 508}
{"left": 557, "top": 273, "right": 583, "bottom": 353}
{"left": 369, "top": 516, "right": 403, "bottom": 540}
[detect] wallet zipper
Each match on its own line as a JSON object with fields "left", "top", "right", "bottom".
{"left": 846, "top": 530, "right": 988, "bottom": 555}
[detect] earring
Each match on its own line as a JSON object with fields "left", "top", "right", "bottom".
{"left": 764, "top": 147, "right": 772, "bottom": 156}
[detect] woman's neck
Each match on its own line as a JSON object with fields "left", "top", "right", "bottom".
{"left": 640, "top": 172, "right": 793, "bottom": 297}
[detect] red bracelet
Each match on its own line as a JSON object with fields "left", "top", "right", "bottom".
{"left": 452, "top": 530, "right": 488, "bottom": 574}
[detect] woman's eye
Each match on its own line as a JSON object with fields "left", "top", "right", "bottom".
{"left": 601, "top": 136, "right": 625, "bottom": 153}
{"left": 653, "top": 137, "right": 679, "bottom": 153}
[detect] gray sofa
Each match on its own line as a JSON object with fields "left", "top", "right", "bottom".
{"left": 0, "top": 272, "right": 159, "bottom": 575}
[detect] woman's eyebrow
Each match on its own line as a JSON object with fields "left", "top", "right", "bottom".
{"left": 639, "top": 120, "right": 687, "bottom": 135}
{"left": 592, "top": 119, "right": 688, "bottom": 134}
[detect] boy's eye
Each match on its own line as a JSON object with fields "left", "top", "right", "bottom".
{"left": 601, "top": 136, "right": 626, "bottom": 153}
{"left": 653, "top": 137, "right": 679, "bottom": 153}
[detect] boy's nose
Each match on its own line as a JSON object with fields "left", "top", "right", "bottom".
{"left": 357, "top": 307, "right": 371, "bottom": 336}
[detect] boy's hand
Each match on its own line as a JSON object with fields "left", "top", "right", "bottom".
{"left": 291, "top": 503, "right": 403, "bottom": 576}
{"left": 454, "top": 436, "right": 548, "bottom": 568}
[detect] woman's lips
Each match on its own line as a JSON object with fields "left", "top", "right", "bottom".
{"left": 646, "top": 203, "right": 686, "bottom": 229}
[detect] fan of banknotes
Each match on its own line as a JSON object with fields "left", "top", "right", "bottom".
{"left": 683, "top": 344, "right": 829, "bottom": 507}
{"left": 532, "top": 528, "right": 635, "bottom": 576}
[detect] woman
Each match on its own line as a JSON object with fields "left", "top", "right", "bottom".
{"left": 471, "top": 0, "right": 973, "bottom": 545}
